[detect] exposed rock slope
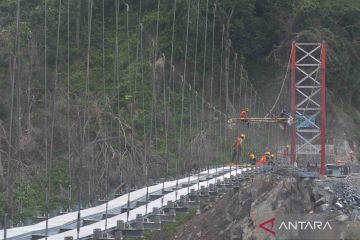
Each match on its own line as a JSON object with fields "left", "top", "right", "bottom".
{"left": 170, "top": 170, "right": 360, "bottom": 240}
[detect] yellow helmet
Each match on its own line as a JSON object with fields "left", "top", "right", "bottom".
{"left": 249, "top": 153, "right": 255, "bottom": 159}
{"left": 270, "top": 154, "right": 275, "bottom": 159}
{"left": 240, "top": 134, "right": 246, "bottom": 139}
{"left": 265, "top": 151, "right": 271, "bottom": 156}
{"left": 286, "top": 144, "right": 290, "bottom": 148}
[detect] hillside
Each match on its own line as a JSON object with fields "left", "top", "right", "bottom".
{"left": 0, "top": 0, "right": 359, "bottom": 228}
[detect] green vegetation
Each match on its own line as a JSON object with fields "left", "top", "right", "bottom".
{"left": 0, "top": 0, "right": 359, "bottom": 225}
{"left": 11, "top": 163, "right": 70, "bottom": 223}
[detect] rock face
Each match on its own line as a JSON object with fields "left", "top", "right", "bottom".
{"left": 170, "top": 171, "right": 360, "bottom": 240}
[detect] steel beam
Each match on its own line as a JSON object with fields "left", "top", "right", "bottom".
{"left": 320, "top": 42, "right": 326, "bottom": 175}
{"left": 291, "top": 41, "right": 297, "bottom": 163}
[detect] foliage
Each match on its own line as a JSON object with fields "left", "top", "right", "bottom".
{"left": 228, "top": 0, "right": 360, "bottom": 103}
{"left": 10, "top": 163, "right": 70, "bottom": 224}
{"left": 0, "top": 0, "right": 359, "bottom": 225}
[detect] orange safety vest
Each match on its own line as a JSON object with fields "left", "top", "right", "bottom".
{"left": 240, "top": 111, "right": 248, "bottom": 119}
{"left": 260, "top": 155, "right": 268, "bottom": 164}
{"left": 256, "top": 161, "right": 262, "bottom": 166}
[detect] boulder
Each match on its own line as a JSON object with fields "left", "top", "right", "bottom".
{"left": 324, "top": 186, "right": 334, "bottom": 193}
{"left": 316, "top": 203, "right": 329, "bottom": 212}
{"left": 334, "top": 214, "right": 349, "bottom": 222}
{"left": 335, "top": 202, "right": 344, "bottom": 209}
{"left": 315, "top": 197, "right": 327, "bottom": 206}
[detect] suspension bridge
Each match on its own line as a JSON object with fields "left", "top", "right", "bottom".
{"left": 1, "top": 0, "right": 327, "bottom": 239}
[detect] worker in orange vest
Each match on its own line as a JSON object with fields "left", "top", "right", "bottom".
{"left": 231, "top": 134, "right": 246, "bottom": 164}
{"left": 239, "top": 107, "right": 250, "bottom": 128}
{"left": 260, "top": 151, "right": 271, "bottom": 165}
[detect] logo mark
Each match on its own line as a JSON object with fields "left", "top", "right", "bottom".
{"left": 259, "top": 217, "right": 276, "bottom": 236}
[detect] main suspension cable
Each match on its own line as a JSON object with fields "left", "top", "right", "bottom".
{"left": 264, "top": 47, "right": 292, "bottom": 118}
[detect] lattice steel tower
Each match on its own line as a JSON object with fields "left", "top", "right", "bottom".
{"left": 290, "top": 42, "right": 326, "bottom": 175}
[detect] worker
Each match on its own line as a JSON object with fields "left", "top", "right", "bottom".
{"left": 278, "top": 109, "right": 290, "bottom": 130}
{"left": 231, "top": 134, "right": 246, "bottom": 165}
{"left": 268, "top": 154, "right": 275, "bottom": 165}
{"left": 248, "top": 152, "right": 257, "bottom": 165}
{"left": 239, "top": 107, "right": 250, "bottom": 128}
{"left": 283, "top": 145, "right": 290, "bottom": 158}
{"left": 260, "top": 151, "right": 270, "bottom": 165}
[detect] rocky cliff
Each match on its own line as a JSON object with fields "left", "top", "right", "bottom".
{"left": 168, "top": 168, "right": 360, "bottom": 240}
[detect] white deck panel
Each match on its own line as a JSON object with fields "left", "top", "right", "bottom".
{"left": 0, "top": 166, "right": 230, "bottom": 238}
{"left": 45, "top": 167, "right": 249, "bottom": 239}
